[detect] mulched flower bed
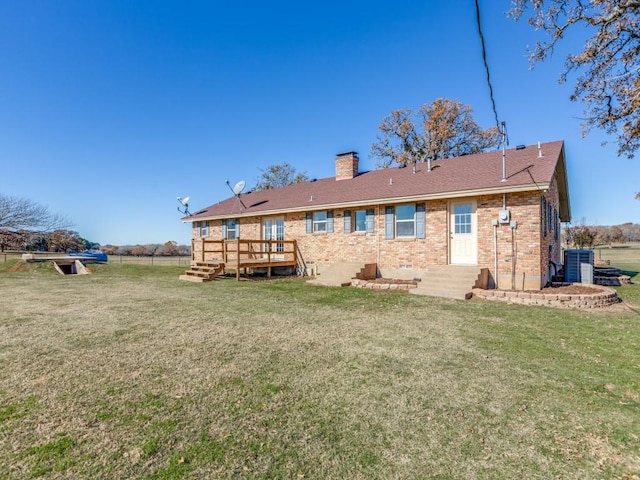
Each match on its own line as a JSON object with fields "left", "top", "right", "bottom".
{"left": 538, "top": 284, "right": 603, "bottom": 295}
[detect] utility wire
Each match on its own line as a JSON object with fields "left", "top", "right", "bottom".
{"left": 474, "top": 0, "right": 500, "bottom": 130}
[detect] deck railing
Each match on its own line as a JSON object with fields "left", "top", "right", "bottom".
{"left": 191, "top": 238, "right": 306, "bottom": 278}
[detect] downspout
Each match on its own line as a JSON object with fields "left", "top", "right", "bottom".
{"left": 493, "top": 221, "right": 498, "bottom": 289}
{"left": 376, "top": 205, "right": 381, "bottom": 266}
{"left": 511, "top": 226, "right": 516, "bottom": 290}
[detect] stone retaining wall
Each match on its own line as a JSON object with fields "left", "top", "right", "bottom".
{"left": 351, "top": 278, "right": 417, "bottom": 291}
{"left": 472, "top": 284, "right": 619, "bottom": 309}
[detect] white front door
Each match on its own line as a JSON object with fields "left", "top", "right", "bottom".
{"left": 263, "top": 217, "right": 285, "bottom": 258}
{"left": 450, "top": 201, "right": 477, "bottom": 265}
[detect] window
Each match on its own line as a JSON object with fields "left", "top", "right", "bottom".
{"left": 396, "top": 204, "right": 416, "bottom": 237}
{"left": 453, "top": 204, "right": 472, "bottom": 234}
{"left": 354, "top": 210, "right": 367, "bottom": 232}
{"left": 384, "top": 204, "right": 425, "bottom": 239}
{"left": 343, "top": 209, "right": 374, "bottom": 233}
{"left": 222, "top": 219, "right": 239, "bottom": 240}
{"left": 313, "top": 211, "right": 327, "bottom": 232}
{"left": 306, "top": 211, "right": 334, "bottom": 233}
{"left": 196, "top": 221, "right": 209, "bottom": 237}
{"left": 541, "top": 196, "right": 547, "bottom": 237}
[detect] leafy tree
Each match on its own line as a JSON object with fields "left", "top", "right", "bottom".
{"left": 253, "top": 163, "right": 309, "bottom": 191}
{"left": 0, "top": 229, "right": 22, "bottom": 252}
{"left": 565, "top": 223, "right": 595, "bottom": 249}
{"left": 159, "top": 240, "right": 179, "bottom": 256}
{"left": 130, "top": 245, "right": 148, "bottom": 256}
{"left": 510, "top": 1, "right": 640, "bottom": 157}
{"left": 371, "top": 98, "right": 501, "bottom": 168}
{"left": 47, "top": 230, "right": 86, "bottom": 253}
{"left": 102, "top": 245, "right": 119, "bottom": 255}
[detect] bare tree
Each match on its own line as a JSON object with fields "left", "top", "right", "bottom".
{"left": 371, "top": 98, "right": 500, "bottom": 168}
{"left": 510, "top": 0, "right": 640, "bottom": 158}
{"left": 253, "top": 163, "right": 309, "bottom": 191}
{"left": 0, "top": 193, "right": 71, "bottom": 233}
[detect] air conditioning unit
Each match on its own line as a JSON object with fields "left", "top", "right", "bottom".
{"left": 563, "top": 249, "right": 594, "bottom": 283}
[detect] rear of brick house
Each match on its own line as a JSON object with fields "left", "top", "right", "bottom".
{"left": 184, "top": 140, "right": 570, "bottom": 291}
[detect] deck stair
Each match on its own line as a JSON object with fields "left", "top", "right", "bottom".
{"left": 179, "top": 261, "right": 225, "bottom": 283}
{"left": 410, "top": 265, "right": 482, "bottom": 300}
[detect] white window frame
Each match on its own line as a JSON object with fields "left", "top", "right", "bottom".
{"left": 225, "top": 218, "right": 239, "bottom": 240}
{"left": 354, "top": 209, "right": 367, "bottom": 232}
{"left": 313, "top": 211, "right": 328, "bottom": 233}
{"left": 196, "top": 221, "right": 210, "bottom": 237}
{"left": 395, "top": 204, "right": 416, "bottom": 237}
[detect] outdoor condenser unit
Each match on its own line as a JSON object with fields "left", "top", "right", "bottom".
{"left": 563, "top": 249, "right": 594, "bottom": 284}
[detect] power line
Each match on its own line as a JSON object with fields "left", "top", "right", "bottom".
{"left": 474, "top": 0, "right": 500, "bottom": 130}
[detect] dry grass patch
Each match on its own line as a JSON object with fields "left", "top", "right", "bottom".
{"left": 0, "top": 262, "right": 638, "bottom": 479}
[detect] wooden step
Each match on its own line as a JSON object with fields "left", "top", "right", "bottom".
{"left": 179, "top": 262, "right": 225, "bottom": 282}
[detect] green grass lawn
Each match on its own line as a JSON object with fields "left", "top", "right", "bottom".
{"left": 0, "top": 258, "right": 638, "bottom": 479}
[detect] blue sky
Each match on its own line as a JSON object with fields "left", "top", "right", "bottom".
{"left": 1, "top": 1, "right": 638, "bottom": 246}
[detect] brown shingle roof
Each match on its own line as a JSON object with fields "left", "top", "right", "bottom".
{"left": 188, "top": 140, "right": 569, "bottom": 221}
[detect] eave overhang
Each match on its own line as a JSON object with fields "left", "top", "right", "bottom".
{"left": 181, "top": 182, "right": 553, "bottom": 223}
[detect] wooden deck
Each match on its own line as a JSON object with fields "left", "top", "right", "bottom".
{"left": 180, "top": 239, "right": 306, "bottom": 282}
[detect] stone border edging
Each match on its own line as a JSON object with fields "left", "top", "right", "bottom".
{"left": 351, "top": 278, "right": 417, "bottom": 291}
{"left": 472, "top": 283, "right": 619, "bottom": 309}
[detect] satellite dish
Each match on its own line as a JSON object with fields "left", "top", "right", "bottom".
{"left": 233, "top": 180, "right": 246, "bottom": 195}
{"left": 176, "top": 196, "right": 191, "bottom": 216}
{"left": 225, "top": 179, "right": 247, "bottom": 209}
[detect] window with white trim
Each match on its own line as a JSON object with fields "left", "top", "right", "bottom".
{"left": 196, "top": 221, "right": 210, "bottom": 237}
{"left": 343, "top": 209, "right": 374, "bottom": 233}
{"left": 306, "top": 211, "right": 334, "bottom": 233}
{"left": 313, "top": 211, "right": 328, "bottom": 232}
{"left": 396, "top": 204, "right": 416, "bottom": 237}
{"left": 384, "top": 204, "right": 425, "bottom": 239}
{"left": 453, "top": 203, "right": 472, "bottom": 234}
{"left": 222, "top": 218, "right": 239, "bottom": 240}
{"left": 354, "top": 209, "right": 367, "bottom": 232}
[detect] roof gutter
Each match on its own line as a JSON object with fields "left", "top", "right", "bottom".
{"left": 182, "top": 182, "right": 552, "bottom": 223}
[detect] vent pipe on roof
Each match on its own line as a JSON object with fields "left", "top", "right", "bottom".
{"left": 501, "top": 121, "right": 508, "bottom": 182}
{"left": 538, "top": 141, "right": 544, "bottom": 158}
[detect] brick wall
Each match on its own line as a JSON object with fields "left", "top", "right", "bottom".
{"left": 190, "top": 188, "right": 560, "bottom": 290}
{"left": 335, "top": 152, "right": 359, "bottom": 180}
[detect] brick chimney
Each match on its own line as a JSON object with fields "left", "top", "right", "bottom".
{"left": 335, "top": 151, "right": 359, "bottom": 180}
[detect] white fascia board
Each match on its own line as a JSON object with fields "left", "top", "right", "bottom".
{"left": 186, "top": 183, "right": 550, "bottom": 222}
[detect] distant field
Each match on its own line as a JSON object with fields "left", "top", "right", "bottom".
{"left": 0, "top": 257, "right": 638, "bottom": 479}
{"left": 592, "top": 243, "right": 640, "bottom": 268}
{"left": 0, "top": 253, "right": 192, "bottom": 267}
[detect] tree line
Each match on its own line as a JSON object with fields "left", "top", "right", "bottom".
{"left": 564, "top": 222, "right": 640, "bottom": 249}
{"left": 0, "top": 193, "right": 190, "bottom": 256}
{"left": 101, "top": 242, "right": 190, "bottom": 257}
